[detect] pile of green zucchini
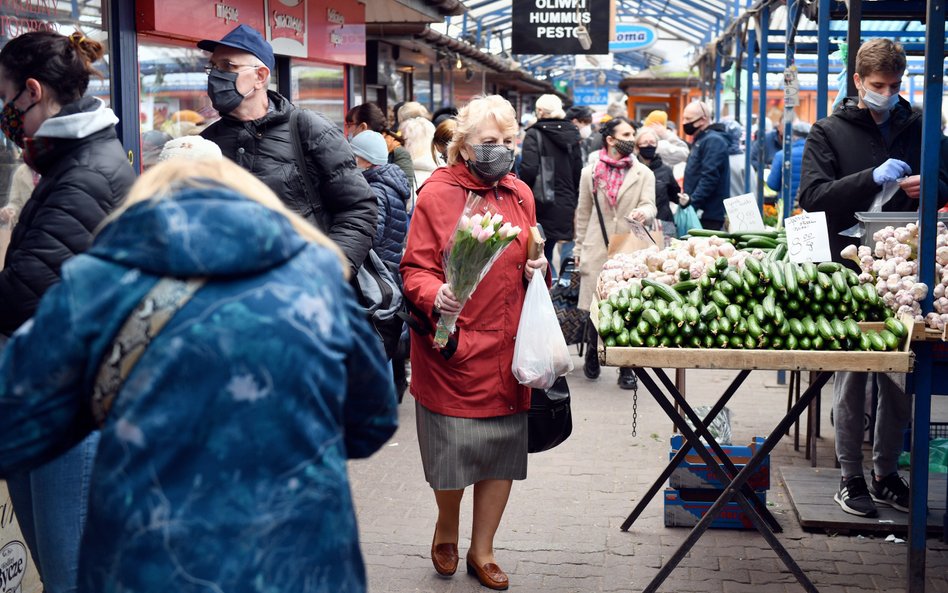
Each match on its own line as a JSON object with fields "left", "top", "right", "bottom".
{"left": 687, "top": 228, "right": 790, "bottom": 260}
{"left": 597, "top": 257, "right": 906, "bottom": 352}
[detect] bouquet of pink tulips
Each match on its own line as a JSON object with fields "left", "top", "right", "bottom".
{"left": 433, "top": 192, "right": 522, "bottom": 348}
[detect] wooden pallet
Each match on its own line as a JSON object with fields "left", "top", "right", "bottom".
{"left": 780, "top": 466, "right": 947, "bottom": 535}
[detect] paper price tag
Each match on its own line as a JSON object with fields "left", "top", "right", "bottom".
{"left": 783, "top": 65, "right": 800, "bottom": 108}
{"left": 723, "top": 193, "right": 765, "bottom": 232}
{"left": 625, "top": 217, "right": 657, "bottom": 245}
{"left": 784, "top": 211, "right": 832, "bottom": 263}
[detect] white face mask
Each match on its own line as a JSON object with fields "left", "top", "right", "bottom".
{"left": 861, "top": 86, "right": 899, "bottom": 113}
{"left": 579, "top": 124, "right": 592, "bottom": 140}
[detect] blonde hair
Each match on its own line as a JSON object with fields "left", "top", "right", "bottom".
{"left": 397, "top": 101, "right": 430, "bottom": 123}
{"left": 447, "top": 95, "right": 518, "bottom": 166}
{"left": 399, "top": 116, "right": 436, "bottom": 161}
{"left": 104, "top": 159, "right": 348, "bottom": 277}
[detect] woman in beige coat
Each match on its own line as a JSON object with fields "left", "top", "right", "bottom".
{"left": 574, "top": 117, "right": 655, "bottom": 386}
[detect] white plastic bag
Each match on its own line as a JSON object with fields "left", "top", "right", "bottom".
{"left": 512, "top": 273, "right": 574, "bottom": 389}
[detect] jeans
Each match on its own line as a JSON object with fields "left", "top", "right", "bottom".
{"left": 543, "top": 240, "right": 575, "bottom": 285}
{"left": 833, "top": 372, "right": 910, "bottom": 479}
{"left": 6, "top": 431, "right": 100, "bottom": 593}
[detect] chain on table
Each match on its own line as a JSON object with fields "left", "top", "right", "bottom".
{"left": 631, "top": 378, "right": 638, "bottom": 437}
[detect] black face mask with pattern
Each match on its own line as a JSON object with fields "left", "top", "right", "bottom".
{"left": 467, "top": 144, "right": 515, "bottom": 184}
{"left": 614, "top": 139, "right": 636, "bottom": 156}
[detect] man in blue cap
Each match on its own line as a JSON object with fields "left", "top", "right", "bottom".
{"left": 198, "top": 24, "right": 376, "bottom": 275}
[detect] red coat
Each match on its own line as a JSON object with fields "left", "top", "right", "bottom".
{"left": 400, "top": 163, "right": 538, "bottom": 418}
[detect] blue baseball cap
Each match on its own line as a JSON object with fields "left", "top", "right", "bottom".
{"left": 198, "top": 24, "right": 275, "bottom": 71}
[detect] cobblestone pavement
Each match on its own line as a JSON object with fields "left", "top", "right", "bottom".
{"left": 349, "top": 356, "right": 948, "bottom": 593}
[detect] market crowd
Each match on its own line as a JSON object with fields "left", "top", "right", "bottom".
{"left": 0, "top": 22, "right": 945, "bottom": 593}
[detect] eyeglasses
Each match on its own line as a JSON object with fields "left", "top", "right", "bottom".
{"left": 203, "top": 62, "right": 260, "bottom": 75}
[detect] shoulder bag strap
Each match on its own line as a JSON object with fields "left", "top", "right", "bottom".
{"left": 590, "top": 174, "right": 610, "bottom": 248}
{"left": 288, "top": 109, "right": 325, "bottom": 230}
{"left": 90, "top": 277, "right": 204, "bottom": 428}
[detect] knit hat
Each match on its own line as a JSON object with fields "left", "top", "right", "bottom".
{"left": 791, "top": 120, "right": 812, "bottom": 138}
{"left": 644, "top": 110, "right": 668, "bottom": 127}
{"left": 350, "top": 130, "right": 389, "bottom": 166}
{"left": 535, "top": 94, "right": 565, "bottom": 119}
{"left": 158, "top": 136, "right": 223, "bottom": 162}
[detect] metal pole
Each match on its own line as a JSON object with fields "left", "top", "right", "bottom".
{"left": 908, "top": 0, "right": 945, "bottom": 588}
{"left": 714, "top": 45, "right": 723, "bottom": 120}
{"left": 846, "top": 0, "right": 862, "bottom": 97}
{"left": 744, "top": 21, "right": 756, "bottom": 192}
{"left": 782, "top": 0, "right": 797, "bottom": 222}
{"left": 756, "top": 5, "right": 770, "bottom": 206}
{"left": 816, "top": 0, "right": 831, "bottom": 119}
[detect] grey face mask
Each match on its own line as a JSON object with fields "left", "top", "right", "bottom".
{"left": 468, "top": 144, "right": 515, "bottom": 183}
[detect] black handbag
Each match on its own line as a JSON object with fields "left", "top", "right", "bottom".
{"left": 549, "top": 257, "right": 586, "bottom": 345}
{"left": 527, "top": 376, "right": 572, "bottom": 453}
{"left": 529, "top": 129, "right": 556, "bottom": 205}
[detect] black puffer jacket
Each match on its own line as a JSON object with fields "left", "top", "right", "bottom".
{"left": 202, "top": 91, "right": 376, "bottom": 273}
{"left": 799, "top": 97, "right": 948, "bottom": 264}
{"left": 519, "top": 119, "right": 583, "bottom": 242}
{"left": 644, "top": 155, "right": 679, "bottom": 223}
{"left": 0, "top": 97, "right": 134, "bottom": 336}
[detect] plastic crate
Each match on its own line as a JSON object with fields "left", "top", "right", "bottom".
{"left": 931, "top": 422, "right": 948, "bottom": 440}
{"left": 663, "top": 488, "right": 767, "bottom": 530}
{"left": 853, "top": 212, "right": 948, "bottom": 246}
{"left": 668, "top": 435, "right": 770, "bottom": 491}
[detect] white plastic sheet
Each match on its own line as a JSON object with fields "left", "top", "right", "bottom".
{"left": 512, "top": 273, "right": 574, "bottom": 389}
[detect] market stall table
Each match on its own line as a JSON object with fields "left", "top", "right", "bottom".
{"left": 604, "top": 342, "right": 914, "bottom": 593}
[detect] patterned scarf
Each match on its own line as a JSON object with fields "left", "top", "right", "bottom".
{"left": 592, "top": 148, "right": 633, "bottom": 207}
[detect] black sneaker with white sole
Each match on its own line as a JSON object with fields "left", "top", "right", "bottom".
{"left": 834, "top": 475, "right": 878, "bottom": 517}
{"left": 869, "top": 470, "right": 910, "bottom": 513}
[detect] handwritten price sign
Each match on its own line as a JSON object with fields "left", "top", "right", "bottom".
{"left": 784, "top": 211, "right": 832, "bottom": 263}
{"left": 723, "top": 193, "right": 765, "bottom": 232}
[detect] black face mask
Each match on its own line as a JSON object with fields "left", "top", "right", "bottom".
{"left": 207, "top": 69, "right": 253, "bottom": 114}
{"left": 682, "top": 121, "right": 699, "bottom": 136}
{"left": 468, "top": 144, "right": 515, "bottom": 184}
{"left": 614, "top": 138, "right": 636, "bottom": 156}
{"left": 637, "top": 145, "right": 657, "bottom": 160}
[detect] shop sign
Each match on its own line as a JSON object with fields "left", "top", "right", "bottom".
{"left": 308, "top": 0, "right": 365, "bottom": 66}
{"left": 137, "top": 0, "right": 266, "bottom": 45}
{"left": 0, "top": 1, "right": 58, "bottom": 39}
{"left": 511, "top": 0, "right": 610, "bottom": 55}
{"left": 265, "top": 0, "right": 307, "bottom": 58}
{"left": 573, "top": 86, "right": 609, "bottom": 106}
{"left": 610, "top": 24, "right": 657, "bottom": 53}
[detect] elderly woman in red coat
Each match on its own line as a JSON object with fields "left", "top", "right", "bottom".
{"left": 400, "top": 94, "right": 547, "bottom": 591}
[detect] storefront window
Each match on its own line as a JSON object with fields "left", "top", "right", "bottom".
{"left": 0, "top": 1, "right": 108, "bottom": 218}
{"left": 137, "top": 41, "right": 215, "bottom": 169}
{"left": 414, "top": 66, "right": 431, "bottom": 111}
{"left": 291, "top": 62, "right": 345, "bottom": 128}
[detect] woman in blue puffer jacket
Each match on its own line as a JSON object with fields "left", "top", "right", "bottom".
{"left": 350, "top": 130, "right": 411, "bottom": 269}
{"left": 0, "top": 158, "right": 398, "bottom": 593}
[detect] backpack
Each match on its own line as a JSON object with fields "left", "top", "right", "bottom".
{"left": 289, "top": 109, "right": 405, "bottom": 359}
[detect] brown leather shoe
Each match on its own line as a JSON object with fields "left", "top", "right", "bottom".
{"left": 466, "top": 557, "right": 509, "bottom": 590}
{"left": 431, "top": 542, "right": 459, "bottom": 576}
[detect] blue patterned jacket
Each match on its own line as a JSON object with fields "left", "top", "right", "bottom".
{"left": 0, "top": 187, "right": 398, "bottom": 593}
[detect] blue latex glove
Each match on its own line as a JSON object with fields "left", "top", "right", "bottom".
{"left": 872, "top": 159, "right": 912, "bottom": 185}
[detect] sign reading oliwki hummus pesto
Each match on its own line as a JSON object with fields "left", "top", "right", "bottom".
{"left": 511, "top": 0, "right": 610, "bottom": 55}
{"left": 0, "top": 483, "right": 42, "bottom": 593}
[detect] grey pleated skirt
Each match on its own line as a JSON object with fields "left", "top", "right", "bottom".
{"left": 415, "top": 401, "right": 528, "bottom": 490}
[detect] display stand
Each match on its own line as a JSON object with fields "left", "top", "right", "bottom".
{"left": 604, "top": 345, "right": 914, "bottom": 593}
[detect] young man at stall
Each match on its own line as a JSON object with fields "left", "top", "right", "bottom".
{"left": 798, "top": 38, "right": 948, "bottom": 517}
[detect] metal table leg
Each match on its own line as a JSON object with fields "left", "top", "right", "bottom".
{"left": 639, "top": 369, "right": 832, "bottom": 593}
{"left": 650, "top": 369, "right": 782, "bottom": 533}
{"left": 620, "top": 369, "right": 752, "bottom": 531}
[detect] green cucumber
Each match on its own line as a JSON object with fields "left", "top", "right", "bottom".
{"left": 671, "top": 307, "right": 687, "bottom": 325}
{"left": 844, "top": 319, "right": 862, "bottom": 340}
{"left": 784, "top": 261, "right": 798, "bottom": 294}
{"left": 798, "top": 335, "right": 812, "bottom": 350}
{"left": 612, "top": 312, "right": 624, "bottom": 334}
{"left": 845, "top": 269, "right": 861, "bottom": 287}
{"left": 716, "top": 256, "right": 729, "bottom": 271}
{"left": 700, "top": 303, "right": 719, "bottom": 322}
{"left": 725, "top": 304, "right": 743, "bottom": 325}
{"left": 641, "top": 309, "right": 662, "bottom": 327}
{"left": 831, "top": 271, "right": 848, "bottom": 294}
{"left": 642, "top": 278, "right": 686, "bottom": 305}
{"left": 802, "top": 317, "right": 819, "bottom": 338}
{"left": 685, "top": 306, "right": 700, "bottom": 325}
{"left": 762, "top": 295, "right": 777, "bottom": 319}
{"left": 673, "top": 280, "right": 699, "bottom": 294}
{"left": 816, "top": 317, "right": 835, "bottom": 341}
{"left": 744, "top": 334, "right": 758, "bottom": 350}
{"left": 636, "top": 319, "right": 651, "bottom": 336}
{"left": 754, "top": 304, "right": 767, "bottom": 325}
{"left": 645, "top": 335, "right": 658, "bottom": 348}
{"left": 605, "top": 335, "right": 617, "bottom": 347}
{"left": 741, "top": 268, "right": 760, "bottom": 290}
{"left": 729, "top": 335, "right": 744, "bottom": 349}
{"left": 785, "top": 334, "right": 798, "bottom": 350}
{"left": 677, "top": 269, "right": 691, "bottom": 282}
{"left": 744, "top": 256, "right": 763, "bottom": 277}
{"left": 687, "top": 287, "right": 703, "bottom": 308}
{"left": 641, "top": 285, "right": 656, "bottom": 300}
{"left": 885, "top": 317, "right": 908, "bottom": 339}
{"left": 747, "top": 315, "right": 764, "bottom": 338}
{"left": 817, "top": 272, "right": 833, "bottom": 290}
{"left": 717, "top": 279, "right": 736, "bottom": 297}
{"left": 616, "top": 329, "right": 630, "bottom": 346}
{"left": 788, "top": 318, "right": 805, "bottom": 337}
{"left": 699, "top": 274, "right": 713, "bottom": 290}
{"left": 831, "top": 318, "right": 848, "bottom": 340}
{"left": 627, "top": 283, "right": 641, "bottom": 299}
{"left": 879, "top": 329, "right": 900, "bottom": 350}
{"left": 812, "top": 335, "right": 825, "bottom": 350}
{"left": 771, "top": 243, "right": 789, "bottom": 262}
{"left": 629, "top": 329, "right": 644, "bottom": 347}
{"left": 859, "top": 333, "right": 872, "bottom": 351}
{"left": 724, "top": 270, "right": 745, "bottom": 292}
{"left": 628, "top": 298, "right": 643, "bottom": 315}
{"left": 718, "top": 316, "right": 733, "bottom": 334}
{"left": 866, "top": 331, "right": 886, "bottom": 351}
{"left": 802, "top": 262, "right": 818, "bottom": 284}
{"left": 710, "top": 291, "right": 730, "bottom": 309}
{"left": 817, "top": 262, "right": 842, "bottom": 274}
{"left": 770, "top": 262, "right": 786, "bottom": 291}
{"left": 688, "top": 229, "right": 733, "bottom": 238}
{"left": 850, "top": 285, "right": 866, "bottom": 302}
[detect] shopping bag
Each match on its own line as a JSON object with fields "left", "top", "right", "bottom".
{"left": 549, "top": 257, "right": 586, "bottom": 345}
{"left": 512, "top": 272, "right": 574, "bottom": 389}
{"left": 674, "top": 204, "right": 702, "bottom": 238}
